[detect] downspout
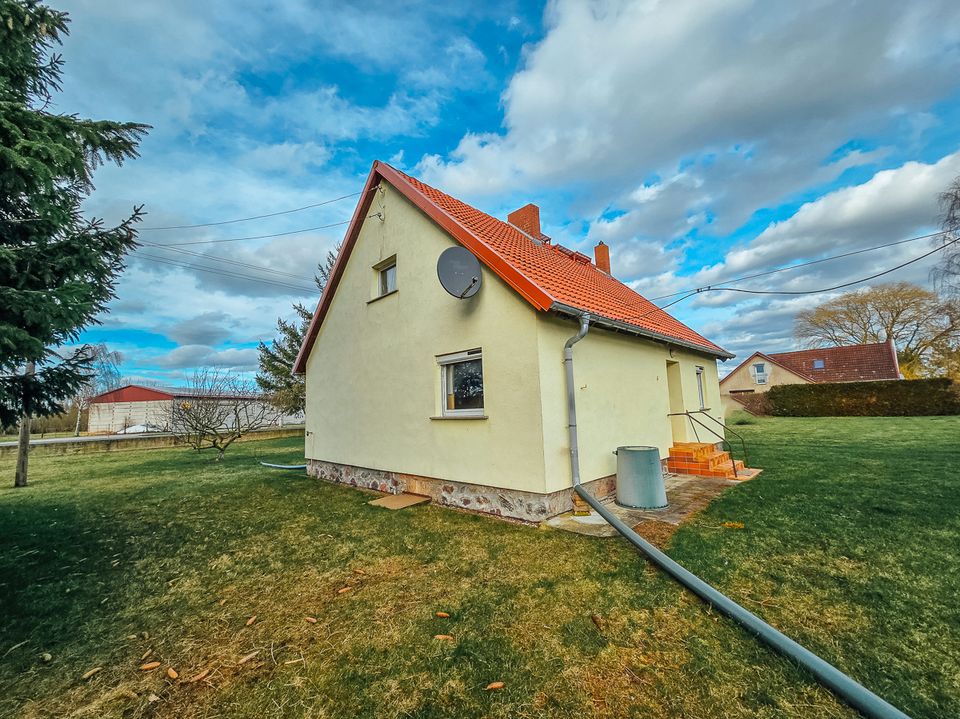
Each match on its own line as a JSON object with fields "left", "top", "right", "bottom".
{"left": 563, "top": 313, "right": 591, "bottom": 488}
{"left": 561, "top": 319, "right": 910, "bottom": 719}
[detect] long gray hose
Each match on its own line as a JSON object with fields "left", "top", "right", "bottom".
{"left": 564, "top": 314, "right": 910, "bottom": 719}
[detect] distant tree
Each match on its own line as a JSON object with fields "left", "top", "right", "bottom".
{"left": 256, "top": 246, "right": 339, "bottom": 414}
{"left": 794, "top": 282, "right": 960, "bottom": 377}
{"left": 929, "top": 343, "right": 960, "bottom": 381}
{"left": 167, "top": 369, "right": 270, "bottom": 460}
{"left": 933, "top": 176, "right": 960, "bottom": 296}
{"left": 0, "top": 0, "right": 148, "bottom": 486}
{"left": 71, "top": 343, "right": 122, "bottom": 435}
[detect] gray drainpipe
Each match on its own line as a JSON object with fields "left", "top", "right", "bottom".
{"left": 563, "top": 313, "right": 591, "bottom": 488}
{"left": 561, "top": 317, "right": 910, "bottom": 719}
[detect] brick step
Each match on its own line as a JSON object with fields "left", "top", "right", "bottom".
{"left": 666, "top": 458, "right": 754, "bottom": 480}
{"left": 668, "top": 442, "right": 719, "bottom": 461}
{"left": 668, "top": 449, "right": 732, "bottom": 469}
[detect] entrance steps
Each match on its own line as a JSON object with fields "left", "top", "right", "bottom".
{"left": 666, "top": 442, "right": 761, "bottom": 480}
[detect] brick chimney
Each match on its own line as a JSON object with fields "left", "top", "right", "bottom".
{"left": 507, "top": 203, "right": 541, "bottom": 238}
{"left": 594, "top": 241, "right": 611, "bottom": 274}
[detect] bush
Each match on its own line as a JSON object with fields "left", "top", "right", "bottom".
{"left": 728, "top": 410, "right": 757, "bottom": 425}
{"left": 766, "top": 378, "right": 960, "bottom": 417}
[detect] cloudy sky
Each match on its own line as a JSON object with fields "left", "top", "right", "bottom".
{"left": 58, "top": 0, "right": 960, "bottom": 382}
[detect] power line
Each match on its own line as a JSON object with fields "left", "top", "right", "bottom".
{"left": 137, "top": 252, "right": 318, "bottom": 293}
{"left": 143, "top": 220, "right": 352, "bottom": 247}
{"left": 138, "top": 241, "right": 319, "bottom": 283}
{"left": 651, "top": 229, "right": 953, "bottom": 302}
{"left": 135, "top": 252, "right": 320, "bottom": 294}
{"left": 713, "top": 236, "right": 959, "bottom": 296}
{"left": 634, "top": 234, "right": 959, "bottom": 323}
{"left": 139, "top": 190, "right": 369, "bottom": 230}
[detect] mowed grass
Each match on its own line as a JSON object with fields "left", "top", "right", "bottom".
{"left": 0, "top": 418, "right": 955, "bottom": 718}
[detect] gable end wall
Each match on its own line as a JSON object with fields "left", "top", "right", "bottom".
{"left": 304, "top": 182, "right": 549, "bottom": 493}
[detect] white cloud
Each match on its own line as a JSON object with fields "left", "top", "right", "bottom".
{"left": 722, "top": 151, "right": 960, "bottom": 276}
{"left": 655, "top": 151, "right": 960, "bottom": 357}
{"left": 418, "top": 0, "right": 960, "bottom": 239}
{"left": 162, "top": 312, "right": 237, "bottom": 346}
{"left": 154, "top": 345, "right": 260, "bottom": 371}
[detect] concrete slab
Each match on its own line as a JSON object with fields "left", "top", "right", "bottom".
{"left": 544, "top": 472, "right": 749, "bottom": 542}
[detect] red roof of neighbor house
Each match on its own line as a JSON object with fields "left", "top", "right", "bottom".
{"left": 294, "top": 162, "right": 731, "bottom": 373}
{"left": 720, "top": 340, "right": 901, "bottom": 386}
{"left": 768, "top": 341, "right": 900, "bottom": 383}
{"left": 89, "top": 385, "right": 175, "bottom": 403}
{"left": 90, "top": 384, "right": 264, "bottom": 403}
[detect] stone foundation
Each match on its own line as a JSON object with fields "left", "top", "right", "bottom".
{"left": 306, "top": 459, "right": 616, "bottom": 523}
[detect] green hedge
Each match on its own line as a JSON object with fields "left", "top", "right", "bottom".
{"left": 765, "top": 378, "right": 960, "bottom": 417}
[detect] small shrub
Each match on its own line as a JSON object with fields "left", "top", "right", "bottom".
{"left": 728, "top": 410, "right": 756, "bottom": 425}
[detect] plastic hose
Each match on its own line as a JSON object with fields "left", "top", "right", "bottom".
{"left": 563, "top": 312, "right": 910, "bottom": 719}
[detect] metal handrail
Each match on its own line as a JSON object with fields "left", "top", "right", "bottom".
{"left": 666, "top": 409, "right": 749, "bottom": 477}
{"left": 692, "top": 409, "right": 749, "bottom": 468}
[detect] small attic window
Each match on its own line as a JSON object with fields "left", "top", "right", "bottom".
{"left": 812, "top": 359, "right": 825, "bottom": 370}
{"left": 373, "top": 256, "right": 397, "bottom": 298}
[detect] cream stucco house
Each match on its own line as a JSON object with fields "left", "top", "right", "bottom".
{"left": 294, "top": 161, "right": 734, "bottom": 522}
{"left": 719, "top": 341, "right": 901, "bottom": 416}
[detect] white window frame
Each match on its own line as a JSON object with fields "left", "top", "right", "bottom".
{"left": 374, "top": 256, "right": 397, "bottom": 298}
{"left": 695, "top": 366, "right": 706, "bottom": 410}
{"left": 813, "top": 358, "right": 825, "bottom": 370}
{"left": 437, "top": 349, "right": 484, "bottom": 417}
{"left": 752, "top": 362, "right": 767, "bottom": 385}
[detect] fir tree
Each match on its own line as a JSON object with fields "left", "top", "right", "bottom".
{"left": 256, "top": 247, "right": 339, "bottom": 414}
{"left": 0, "top": 0, "right": 148, "bottom": 485}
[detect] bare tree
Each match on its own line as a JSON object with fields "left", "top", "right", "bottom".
{"left": 934, "top": 176, "right": 960, "bottom": 296}
{"left": 795, "top": 282, "right": 960, "bottom": 377}
{"left": 72, "top": 344, "right": 123, "bottom": 436}
{"left": 168, "top": 369, "right": 271, "bottom": 460}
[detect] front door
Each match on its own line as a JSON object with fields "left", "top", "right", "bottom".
{"left": 665, "top": 360, "right": 687, "bottom": 443}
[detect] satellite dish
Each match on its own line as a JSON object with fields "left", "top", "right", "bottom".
{"left": 437, "top": 246, "right": 482, "bottom": 299}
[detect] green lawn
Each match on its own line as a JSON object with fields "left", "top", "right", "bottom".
{"left": 0, "top": 417, "right": 957, "bottom": 718}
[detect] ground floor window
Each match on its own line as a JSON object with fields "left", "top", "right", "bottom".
{"left": 438, "top": 349, "right": 484, "bottom": 416}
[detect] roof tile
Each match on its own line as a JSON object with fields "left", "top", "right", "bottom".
{"left": 395, "top": 168, "right": 727, "bottom": 356}
{"left": 768, "top": 341, "right": 900, "bottom": 383}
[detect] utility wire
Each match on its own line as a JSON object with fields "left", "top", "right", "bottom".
{"left": 144, "top": 220, "right": 352, "bottom": 247}
{"left": 148, "top": 207, "right": 383, "bottom": 248}
{"left": 136, "top": 252, "right": 319, "bottom": 294}
{"left": 634, "top": 235, "right": 959, "bottom": 322}
{"left": 138, "top": 241, "right": 318, "bottom": 283}
{"left": 712, "top": 236, "right": 959, "bottom": 296}
{"left": 139, "top": 190, "right": 368, "bottom": 230}
{"left": 651, "top": 228, "right": 954, "bottom": 301}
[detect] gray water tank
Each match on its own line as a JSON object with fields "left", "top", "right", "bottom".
{"left": 615, "top": 446, "right": 668, "bottom": 509}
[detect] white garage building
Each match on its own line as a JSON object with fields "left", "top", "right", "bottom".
{"left": 87, "top": 384, "right": 302, "bottom": 434}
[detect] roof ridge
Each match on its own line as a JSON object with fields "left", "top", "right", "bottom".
{"left": 293, "top": 161, "right": 731, "bottom": 373}
{"left": 387, "top": 165, "right": 709, "bottom": 331}
{"left": 768, "top": 340, "right": 891, "bottom": 358}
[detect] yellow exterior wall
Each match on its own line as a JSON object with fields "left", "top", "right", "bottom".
{"left": 534, "top": 315, "right": 723, "bottom": 494}
{"left": 720, "top": 354, "right": 809, "bottom": 394}
{"left": 719, "top": 354, "right": 810, "bottom": 416}
{"left": 304, "top": 182, "right": 549, "bottom": 493}
{"left": 303, "top": 180, "right": 726, "bottom": 496}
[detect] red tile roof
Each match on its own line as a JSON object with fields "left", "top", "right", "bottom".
{"left": 294, "top": 162, "right": 730, "bottom": 373}
{"left": 721, "top": 340, "right": 901, "bottom": 387}
{"left": 768, "top": 341, "right": 900, "bottom": 383}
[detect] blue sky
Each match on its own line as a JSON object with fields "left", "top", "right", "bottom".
{"left": 54, "top": 0, "right": 960, "bottom": 383}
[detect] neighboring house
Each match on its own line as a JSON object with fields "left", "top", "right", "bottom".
{"left": 87, "top": 384, "right": 302, "bottom": 434}
{"left": 293, "top": 161, "right": 734, "bottom": 522}
{"left": 720, "top": 340, "right": 901, "bottom": 415}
